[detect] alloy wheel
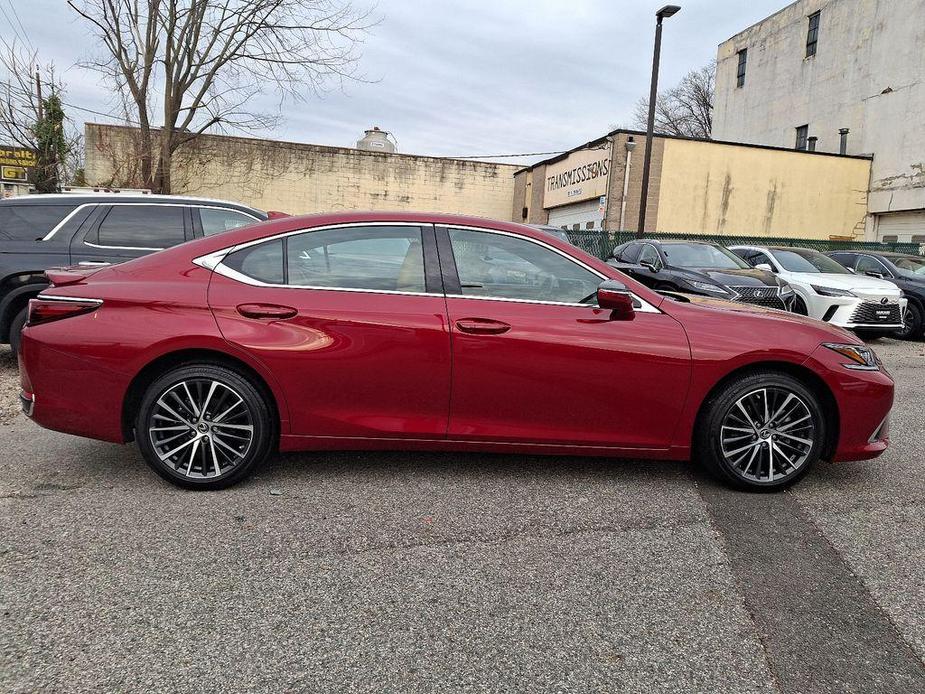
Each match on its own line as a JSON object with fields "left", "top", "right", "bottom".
{"left": 719, "top": 387, "right": 816, "bottom": 484}
{"left": 148, "top": 379, "right": 255, "bottom": 480}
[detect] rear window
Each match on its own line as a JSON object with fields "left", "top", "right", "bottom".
{"left": 0, "top": 204, "right": 78, "bottom": 241}
{"left": 95, "top": 205, "right": 186, "bottom": 248}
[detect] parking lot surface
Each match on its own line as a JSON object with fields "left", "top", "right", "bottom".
{"left": 1, "top": 340, "right": 924, "bottom": 693}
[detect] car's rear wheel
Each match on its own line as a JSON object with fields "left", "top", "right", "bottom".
{"left": 135, "top": 363, "right": 275, "bottom": 490}
{"left": 897, "top": 302, "right": 923, "bottom": 340}
{"left": 696, "top": 371, "right": 825, "bottom": 491}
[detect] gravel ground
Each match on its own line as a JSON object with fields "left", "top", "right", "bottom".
{"left": 1, "top": 339, "right": 923, "bottom": 693}
{"left": 0, "top": 347, "right": 19, "bottom": 425}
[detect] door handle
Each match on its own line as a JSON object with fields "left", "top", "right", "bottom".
{"left": 455, "top": 318, "right": 511, "bottom": 335}
{"left": 236, "top": 303, "right": 298, "bottom": 320}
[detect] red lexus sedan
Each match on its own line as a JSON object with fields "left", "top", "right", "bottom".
{"left": 18, "top": 212, "right": 893, "bottom": 491}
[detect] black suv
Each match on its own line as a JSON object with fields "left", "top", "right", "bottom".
{"left": 0, "top": 194, "right": 267, "bottom": 352}
{"left": 826, "top": 250, "right": 925, "bottom": 340}
{"left": 608, "top": 239, "right": 795, "bottom": 310}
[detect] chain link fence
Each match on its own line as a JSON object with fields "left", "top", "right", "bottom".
{"left": 561, "top": 229, "right": 924, "bottom": 261}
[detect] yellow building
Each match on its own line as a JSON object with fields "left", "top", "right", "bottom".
{"left": 514, "top": 129, "right": 872, "bottom": 240}
{"left": 84, "top": 123, "right": 520, "bottom": 220}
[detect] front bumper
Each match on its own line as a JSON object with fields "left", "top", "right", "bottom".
{"left": 803, "top": 344, "right": 894, "bottom": 462}
{"left": 815, "top": 295, "right": 906, "bottom": 330}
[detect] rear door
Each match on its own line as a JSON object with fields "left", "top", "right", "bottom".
{"left": 438, "top": 225, "right": 691, "bottom": 449}
{"left": 208, "top": 222, "right": 452, "bottom": 439}
{"left": 69, "top": 203, "right": 191, "bottom": 265}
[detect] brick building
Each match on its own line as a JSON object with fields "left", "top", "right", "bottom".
{"left": 84, "top": 123, "right": 519, "bottom": 220}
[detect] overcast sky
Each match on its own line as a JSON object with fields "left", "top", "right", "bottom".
{"left": 6, "top": 0, "right": 787, "bottom": 164}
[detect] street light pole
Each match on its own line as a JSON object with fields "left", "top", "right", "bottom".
{"left": 636, "top": 5, "right": 680, "bottom": 238}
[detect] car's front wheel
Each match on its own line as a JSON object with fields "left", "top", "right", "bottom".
{"left": 696, "top": 371, "right": 825, "bottom": 491}
{"left": 897, "top": 302, "right": 923, "bottom": 340}
{"left": 135, "top": 363, "right": 275, "bottom": 490}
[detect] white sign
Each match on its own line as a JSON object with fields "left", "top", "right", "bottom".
{"left": 544, "top": 145, "right": 611, "bottom": 208}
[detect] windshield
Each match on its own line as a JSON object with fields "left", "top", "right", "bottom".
{"left": 772, "top": 248, "right": 851, "bottom": 274}
{"left": 662, "top": 243, "right": 750, "bottom": 270}
{"left": 893, "top": 256, "right": 925, "bottom": 277}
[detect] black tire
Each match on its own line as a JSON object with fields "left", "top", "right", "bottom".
{"left": 897, "top": 302, "right": 924, "bottom": 341}
{"left": 695, "top": 371, "right": 826, "bottom": 492}
{"left": 8, "top": 305, "right": 28, "bottom": 356}
{"left": 792, "top": 295, "right": 809, "bottom": 316}
{"left": 135, "top": 363, "right": 275, "bottom": 490}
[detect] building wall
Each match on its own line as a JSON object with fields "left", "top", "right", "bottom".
{"left": 85, "top": 124, "right": 519, "bottom": 220}
{"left": 513, "top": 129, "right": 871, "bottom": 239}
{"left": 657, "top": 138, "right": 870, "bottom": 238}
{"left": 712, "top": 0, "right": 925, "bottom": 221}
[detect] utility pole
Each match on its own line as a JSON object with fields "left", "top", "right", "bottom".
{"left": 636, "top": 5, "right": 681, "bottom": 238}
{"left": 35, "top": 68, "right": 43, "bottom": 120}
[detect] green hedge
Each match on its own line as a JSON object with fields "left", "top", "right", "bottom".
{"left": 562, "top": 230, "right": 924, "bottom": 261}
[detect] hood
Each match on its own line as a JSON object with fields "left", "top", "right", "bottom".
{"left": 665, "top": 293, "right": 859, "bottom": 342}
{"left": 786, "top": 271, "right": 902, "bottom": 298}
{"left": 679, "top": 267, "right": 780, "bottom": 287}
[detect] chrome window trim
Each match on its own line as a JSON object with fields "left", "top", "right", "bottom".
{"left": 195, "top": 221, "right": 662, "bottom": 313}
{"left": 42, "top": 201, "right": 261, "bottom": 244}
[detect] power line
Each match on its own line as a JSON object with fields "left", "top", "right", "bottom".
{"left": 4, "top": 0, "right": 35, "bottom": 53}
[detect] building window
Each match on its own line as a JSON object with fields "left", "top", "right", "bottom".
{"left": 736, "top": 49, "right": 747, "bottom": 87}
{"left": 795, "top": 124, "right": 809, "bottom": 151}
{"left": 806, "top": 11, "right": 820, "bottom": 57}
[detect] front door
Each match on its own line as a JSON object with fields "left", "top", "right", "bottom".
{"left": 208, "top": 223, "right": 451, "bottom": 439}
{"left": 440, "top": 226, "right": 691, "bottom": 449}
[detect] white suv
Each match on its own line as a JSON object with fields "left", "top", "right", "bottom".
{"left": 730, "top": 245, "right": 906, "bottom": 334}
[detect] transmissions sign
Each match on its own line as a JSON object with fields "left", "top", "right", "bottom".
{"left": 0, "top": 145, "right": 37, "bottom": 183}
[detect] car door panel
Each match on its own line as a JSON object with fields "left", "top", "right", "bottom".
{"left": 445, "top": 297, "right": 691, "bottom": 448}
{"left": 208, "top": 224, "right": 452, "bottom": 439}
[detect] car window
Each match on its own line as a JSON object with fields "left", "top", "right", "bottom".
{"left": 95, "top": 205, "right": 186, "bottom": 248}
{"left": 614, "top": 243, "right": 641, "bottom": 263}
{"left": 638, "top": 244, "right": 661, "bottom": 267}
{"left": 223, "top": 238, "right": 284, "bottom": 284}
{"left": 893, "top": 255, "right": 925, "bottom": 277}
{"left": 0, "top": 204, "right": 78, "bottom": 241}
{"left": 749, "top": 251, "right": 776, "bottom": 269}
{"left": 199, "top": 208, "right": 257, "bottom": 236}
{"left": 826, "top": 252, "right": 856, "bottom": 269}
{"left": 287, "top": 226, "right": 425, "bottom": 292}
{"left": 661, "top": 243, "right": 749, "bottom": 269}
{"left": 448, "top": 228, "right": 600, "bottom": 304}
{"left": 771, "top": 249, "right": 851, "bottom": 274}
{"left": 855, "top": 255, "right": 890, "bottom": 276}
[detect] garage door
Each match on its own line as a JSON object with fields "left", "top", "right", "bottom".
{"left": 547, "top": 199, "right": 604, "bottom": 231}
{"left": 876, "top": 210, "right": 925, "bottom": 243}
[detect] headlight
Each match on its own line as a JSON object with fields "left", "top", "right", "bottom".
{"left": 811, "top": 285, "right": 856, "bottom": 297}
{"left": 687, "top": 280, "right": 730, "bottom": 294}
{"left": 823, "top": 343, "right": 880, "bottom": 370}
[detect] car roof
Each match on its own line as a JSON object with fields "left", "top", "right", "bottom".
{"left": 628, "top": 239, "right": 719, "bottom": 246}
{"left": 0, "top": 193, "right": 263, "bottom": 214}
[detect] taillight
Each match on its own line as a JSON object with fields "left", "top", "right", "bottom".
{"left": 27, "top": 297, "right": 102, "bottom": 327}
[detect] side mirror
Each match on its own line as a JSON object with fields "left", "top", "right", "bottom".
{"left": 597, "top": 280, "right": 635, "bottom": 320}
{"left": 864, "top": 270, "right": 885, "bottom": 279}
{"left": 755, "top": 263, "right": 774, "bottom": 273}
{"left": 639, "top": 260, "right": 659, "bottom": 273}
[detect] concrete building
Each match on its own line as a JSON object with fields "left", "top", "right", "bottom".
{"left": 712, "top": 0, "right": 925, "bottom": 242}
{"left": 514, "top": 129, "right": 871, "bottom": 239}
{"left": 84, "top": 124, "right": 519, "bottom": 220}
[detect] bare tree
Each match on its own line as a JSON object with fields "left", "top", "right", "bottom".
{"left": 634, "top": 60, "right": 715, "bottom": 139}
{"left": 0, "top": 40, "right": 81, "bottom": 191}
{"left": 68, "top": 0, "right": 375, "bottom": 193}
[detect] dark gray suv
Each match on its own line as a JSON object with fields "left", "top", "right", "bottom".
{"left": 0, "top": 194, "right": 268, "bottom": 353}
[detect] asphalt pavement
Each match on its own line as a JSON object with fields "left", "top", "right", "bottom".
{"left": 1, "top": 340, "right": 923, "bottom": 693}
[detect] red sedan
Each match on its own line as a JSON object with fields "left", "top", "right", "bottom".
{"left": 18, "top": 212, "right": 893, "bottom": 491}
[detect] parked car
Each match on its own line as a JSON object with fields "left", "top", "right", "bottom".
{"left": 729, "top": 245, "right": 907, "bottom": 337}
{"left": 608, "top": 239, "right": 795, "bottom": 310}
{"left": 825, "top": 250, "right": 925, "bottom": 340}
{"left": 0, "top": 194, "right": 268, "bottom": 353}
{"left": 529, "top": 224, "right": 572, "bottom": 244}
{"left": 20, "top": 212, "right": 893, "bottom": 492}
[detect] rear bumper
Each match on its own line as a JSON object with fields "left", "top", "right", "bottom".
{"left": 803, "top": 345, "right": 894, "bottom": 462}
{"left": 19, "top": 331, "right": 128, "bottom": 443}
